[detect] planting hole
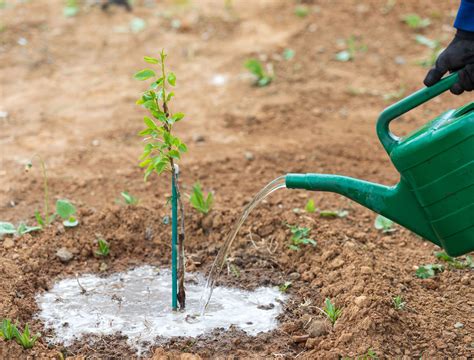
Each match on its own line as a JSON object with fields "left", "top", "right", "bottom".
{"left": 36, "top": 266, "right": 286, "bottom": 354}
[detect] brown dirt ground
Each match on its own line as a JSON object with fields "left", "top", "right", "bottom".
{"left": 0, "top": 0, "right": 473, "bottom": 359}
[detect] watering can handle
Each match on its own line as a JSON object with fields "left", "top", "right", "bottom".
{"left": 376, "top": 72, "right": 460, "bottom": 153}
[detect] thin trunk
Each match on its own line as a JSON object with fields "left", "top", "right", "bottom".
{"left": 172, "top": 168, "right": 186, "bottom": 310}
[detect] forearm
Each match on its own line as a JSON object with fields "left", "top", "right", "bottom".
{"left": 455, "top": 0, "right": 474, "bottom": 32}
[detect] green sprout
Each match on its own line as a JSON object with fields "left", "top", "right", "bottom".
{"left": 189, "top": 183, "right": 213, "bottom": 214}
{"left": 13, "top": 323, "right": 40, "bottom": 349}
{"left": 244, "top": 59, "right": 273, "bottom": 87}
{"left": 320, "top": 209, "right": 349, "bottom": 218}
{"left": 0, "top": 222, "right": 40, "bottom": 237}
{"left": 294, "top": 5, "right": 309, "bottom": 18}
{"left": 415, "top": 264, "right": 444, "bottom": 279}
{"left": 320, "top": 298, "right": 342, "bottom": 325}
{"left": 392, "top": 295, "right": 406, "bottom": 310}
{"left": 56, "top": 199, "right": 79, "bottom": 227}
{"left": 402, "top": 13, "right": 431, "bottom": 29}
{"left": 335, "top": 36, "right": 367, "bottom": 62}
{"left": 304, "top": 199, "right": 316, "bottom": 213}
{"left": 135, "top": 50, "right": 187, "bottom": 309}
{"left": 434, "top": 251, "right": 473, "bottom": 269}
{"left": 95, "top": 239, "right": 110, "bottom": 257}
{"left": 287, "top": 224, "right": 316, "bottom": 251}
{"left": 374, "top": 214, "right": 395, "bottom": 233}
{"left": 119, "top": 191, "right": 139, "bottom": 205}
{"left": 0, "top": 319, "right": 16, "bottom": 341}
{"left": 278, "top": 281, "right": 292, "bottom": 293}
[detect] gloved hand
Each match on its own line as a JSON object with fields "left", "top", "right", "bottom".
{"left": 424, "top": 30, "right": 474, "bottom": 94}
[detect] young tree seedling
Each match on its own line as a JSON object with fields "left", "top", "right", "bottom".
{"left": 189, "top": 183, "right": 213, "bottom": 214}
{"left": 95, "top": 239, "right": 110, "bottom": 257}
{"left": 135, "top": 50, "right": 187, "bottom": 309}
{"left": 119, "top": 191, "right": 139, "bottom": 206}
{"left": 402, "top": 13, "right": 431, "bottom": 29}
{"left": 374, "top": 214, "right": 395, "bottom": 233}
{"left": 13, "top": 323, "right": 40, "bottom": 349}
{"left": 244, "top": 59, "right": 273, "bottom": 87}
{"left": 319, "top": 298, "right": 342, "bottom": 325}
{"left": 287, "top": 224, "right": 316, "bottom": 251}
{"left": 392, "top": 295, "right": 406, "bottom": 310}
{"left": 415, "top": 264, "right": 444, "bottom": 279}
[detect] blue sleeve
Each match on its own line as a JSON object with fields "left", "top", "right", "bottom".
{"left": 454, "top": 0, "right": 474, "bottom": 31}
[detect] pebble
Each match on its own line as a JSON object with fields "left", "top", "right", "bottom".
{"left": 354, "top": 295, "right": 369, "bottom": 308}
{"left": 3, "top": 238, "right": 14, "bottom": 249}
{"left": 360, "top": 266, "right": 372, "bottom": 275}
{"left": 91, "top": 139, "right": 100, "bottom": 146}
{"left": 56, "top": 247, "right": 74, "bottom": 263}
{"left": 454, "top": 322, "right": 464, "bottom": 329}
{"left": 244, "top": 151, "right": 254, "bottom": 161}
{"left": 395, "top": 56, "right": 406, "bottom": 65}
{"left": 329, "top": 258, "right": 345, "bottom": 270}
{"left": 307, "top": 319, "right": 329, "bottom": 337}
{"left": 288, "top": 272, "right": 300, "bottom": 281}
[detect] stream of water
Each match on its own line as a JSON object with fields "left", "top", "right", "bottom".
{"left": 199, "top": 176, "right": 287, "bottom": 315}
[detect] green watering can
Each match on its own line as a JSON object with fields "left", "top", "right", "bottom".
{"left": 286, "top": 73, "right": 474, "bottom": 256}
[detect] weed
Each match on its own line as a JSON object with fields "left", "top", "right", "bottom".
{"left": 320, "top": 209, "right": 349, "bottom": 218}
{"left": 287, "top": 224, "right": 316, "bottom": 251}
{"left": 361, "top": 348, "right": 379, "bottom": 360}
{"left": 402, "top": 14, "right": 431, "bottom": 29}
{"left": 135, "top": 50, "right": 187, "bottom": 309}
{"left": 244, "top": 59, "right": 273, "bottom": 87}
{"left": 13, "top": 324, "right": 40, "bottom": 349}
{"left": 0, "top": 222, "right": 41, "bottom": 237}
{"left": 64, "top": 0, "right": 79, "bottom": 17}
{"left": 434, "top": 251, "right": 473, "bottom": 269}
{"left": 56, "top": 199, "right": 79, "bottom": 227}
{"left": 282, "top": 48, "right": 295, "bottom": 60}
{"left": 0, "top": 319, "right": 16, "bottom": 341}
{"left": 374, "top": 214, "right": 395, "bottom": 233}
{"left": 95, "top": 239, "right": 110, "bottom": 257}
{"left": 294, "top": 5, "right": 309, "bottom": 18}
{"left": 279, "top": 281, "right": 292, "bottom": 292}
{"left": 305, "top": 199, "right": 316, "bottom": 213}
{"left": 392, "top": 295, "right": 406, "bottom": 310}
{"left": 335, "top": 36, "right": 367, "bottom": 62}
{"left": 320, "top": 298, "right": 342, "bottom": 325}
{"left": 189, "top": 183, "right": 213, "bottom": 214}
{"left": 415, "top": 264, "right": 444, "bottom": 279}
{"left": 119, "top": 191, "right": 139, "bottom": 205}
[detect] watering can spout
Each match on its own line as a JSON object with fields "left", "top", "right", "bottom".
{"left": 285, "top": 174, "right": 441, "bottom": 246}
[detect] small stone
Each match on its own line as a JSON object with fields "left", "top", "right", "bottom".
{"left": 145, "top": 227, "right": 153, "bottom": 241}
{"left": 461, "top": 275, "right": 470, "bottom": 285}
{"left": 360, "top": 266, "right": 372, "bottom": 275}
{"left": 192, "top": 134, "right": 205, "bottom": 143}
{"left": 307, "top": 319, "right": 329, "bottom": 337}
{"left": 329, "top": 258, "right": 345, "bottom": 270}
{"left": 56, "top": 247, "right": 74, "bottom": 263}
{"left": 288, "top": 272, "right": 300, "bottom": 281}
{"left": 454, "top": 322, "right": 464, "bottom": 329}
{"left": 3, "top": 238, "right": 14, "bottom": 249}
{"left": 354, "top": 295, "right": 369, "bottom": 308}
{"left": 99, "top": 262, "right": 108, "bottom": 272}
{"left": 395, "top": 56, "right": 406, "bottom": 65}
{"left": 305, "top": 337, "right": 319, "bottom": 349}
{"left": 91, "top": 139, "right": 100, "bottom": 146}
{"left": 245, "top": 151, "right": 254, "bottom": 161}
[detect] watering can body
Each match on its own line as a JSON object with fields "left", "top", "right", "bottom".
{"left": 286, "top": 73, "right": 474, "bottom": 256}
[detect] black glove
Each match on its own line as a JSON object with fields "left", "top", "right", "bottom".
{"left": 424, "top": 29, "right": 474, "bottom": 94}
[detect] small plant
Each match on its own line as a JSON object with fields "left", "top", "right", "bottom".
{"left": 244, "top": 59, "right": 273, "bottom": 87}
{"left": 305, "top": 199, "right": 316, "bottom": 213}
{"left": 63, "top": 0, "right": 79, "bottom": 17}
{"left": 415, "top": 264, "right": 444, "bottom": 279}
{"left": 279, "top": 281, "right": 292, "bottom": 293}
{"left": 56, "top": 199, "right": 79, "bottom": 227}
{"left": 0, "top": 319, "right": 16, "bottom": 341}
{"left": 320, "top": 209, "right": 349, "bottom": 218}
{"left": 374, "top": 214, "right": 395, "bottom": 233}
{"left": 13, "top": 324, "right": 40, "bottom": 349}
{"left": 294, "top": 5, "right": 309, "bottom": 18}
{"left": 335, "top": 36, "right": 367, "bottom": 62}
{"left": 434, "top": 251, "right": 473, "bottom": 269}
{"left": 135, "top": 50, "right": 187, "bottom": 309}
{"left": 402, "top": 13, "right": 430, "bottom": 29}
{"left": 0, "top": 222, "right": 40, "bottom": 237}
{"left": 119, "top": 191, "right": 139, "bottom": 205}
{"left": 287, "top": 224, "right": 316, "bottom": 251}
{"left": 392, "top": 295, "right": 406, "bottom": 310}
{"left": 282, "top": 48, "right": 295, "bottom": 61}
{"left": 189, "top": 183, "right": 213, "bottom": 214}
{"left": 320, "top": 297, "right": 342, "bottom": 325}
{"left": 95, "top": 239, "right": 110, "bottom": 257}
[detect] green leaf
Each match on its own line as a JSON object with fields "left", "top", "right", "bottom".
{"left": 166, "top": 92, "right": 175, "bottom": 102}
{"left": 245, "top": 59, "right": 264, "bottom": 78}
{"left": 144, "top": 56, "right": 159, "bottom": 64}
{"left": 178, "top": 143, "right": 188, "bottom": 153}
{"left": 167, "top": 72, "right": 176, "bottom": 86}
{"left": 168, "top": 150, "right": 180, "bottom": 159}
{"left": 155, "top": 160, "right": 169, "bottom": 174}
{"left": 172, "top": 112, "right": 185, "bottom": 122}
{"left": 143, "top": 116, "right": 158, "bottom": 130}
{"left": 16, "top": 223, "right": 41, "bottom": 235}
{"left": 0, "top": 222, "right": 16, "bottom": 235}
{"left": 133, "top": 69, "right": 156, "bottom": 81}
{"left": 416, "top": 264, "right": 444, "bottom": 279}
{"left": 55, "top": 199, "right": 76, "bottom": 220}
{"left": 374, "top": 214, "right": 395, "bottom": 232}
{"left": 305, "top": 199, "right": 316, "bottom": 213}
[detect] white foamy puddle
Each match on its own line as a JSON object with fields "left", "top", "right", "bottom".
{"left": 36, "top": 266, "right": 286, "bottom": 353}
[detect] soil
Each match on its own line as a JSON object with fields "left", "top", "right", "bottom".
{"left": 0, "top": 0, "right": 473, "bottom": 359}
